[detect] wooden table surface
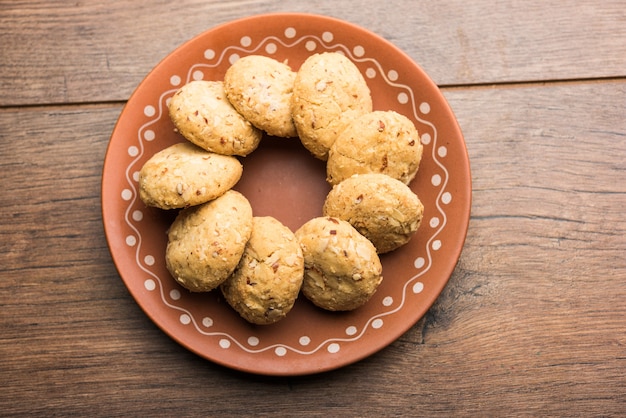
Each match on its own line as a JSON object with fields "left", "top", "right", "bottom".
{"left": 1, "top": 1, "right": 625, "bottom": 416}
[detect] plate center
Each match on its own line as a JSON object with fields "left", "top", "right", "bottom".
{"left": 233, "top": 135, "right": 331, "bottom": 232}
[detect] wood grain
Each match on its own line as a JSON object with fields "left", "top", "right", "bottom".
{"left": 1, "top": 0, "right": 625, "bottom": 415}
{"left": 1, "top": 0, "right": 625, "bottom": 106}
{"left": 1, "top": 79, "right": 624, "bottom": 415}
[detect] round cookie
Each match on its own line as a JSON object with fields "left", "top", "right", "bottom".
{"left": 323, "top": 173, "right": 424, "bottom": 253}
{"left": 291, "top": 52, "right": 372, "bottom": 160}
{"left": 168, "top": 80, "right": 262, "bottom": 156}
{"left": 326, "top": 110, "right": 423, "bottom": 186}
{"left": 138, "top": 142, "right": 243, "bottom": 209}
{"left": 165, "top": 190, "right": 253, "bottom": 292}
{"left": 295, "top": 217, "right": 382, "bottom": 311}
{"left": 224, "top": 55, "right": 298, "bottom": 138}
{"left": 221, "top": 216, "right": 304, "bottom": 325}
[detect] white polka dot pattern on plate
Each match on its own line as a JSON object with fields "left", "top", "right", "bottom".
{"left": 372, "top": 319, "right": 384, "bottom": 329}
{"left": 327, "top": 343, "right": 340, "bottom": 354}
{"left": 413, "top": 282, "right": 424, "bottom": 294}
{"left": 144, "top": 255, "right": 154, "bottom": 266}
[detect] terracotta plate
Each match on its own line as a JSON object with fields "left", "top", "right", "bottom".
{"left": 102, "top": 13, "right": 471, "bottom": 376}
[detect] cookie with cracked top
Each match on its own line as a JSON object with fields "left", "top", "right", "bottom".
{"left": 291, "top": 52, "right": 372, "bottom": 160}
{"left": 168, "top": 80, "right": 261, "bottom": 156}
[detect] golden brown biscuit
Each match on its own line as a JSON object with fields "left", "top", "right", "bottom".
{"left": 168, "top": 80, "right": 262, "bottom": 156}
{"left": 224, "top": 55, "right": 298, "bottom": 138}
{"left": 165, "top": 190, "right": 253, "bottom": 292}
{"left": 295, "top": 217, "right": 382, "bottom": 311}
{"left": 138, "top": 142, "right": 243, "bottom": 209}
{"left": 291, "top": 52, "right": 372, "bottom": 160}
{"left": 323, "top": 173, "right": 424, "bottom": 253}
{"left": 326, "top": 110, "right": 423, "bottom": 185}
{"left": 221, "top": 216, "right": 304, "bottom": 325}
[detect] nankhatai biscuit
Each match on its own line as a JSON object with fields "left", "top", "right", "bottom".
{"left": 326, "top": 110, "right": 423, "bottom": 185}
{"left": 165, "top": 190, "right": 253, "bottom": 292}
{"left": 224, "top": 55, "right": 298, "bottom": 138}
{"left": 168, "top": 80, "right": 262, "bottom": 156}
{"left": 291, "top": 52, "right": 372, "bottom": 160}
{"left": 138, "top": 142, "right": 243, "bottom": 209}
{"left": 295, "top": 217, "right": 382, "bottom": 311}
{"left": 323, "top": 173, "right": 424, "bottom": 253}
{"left": 221, "top": 216, "right": 304, "bottom": 325}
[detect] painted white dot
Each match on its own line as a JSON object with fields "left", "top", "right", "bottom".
{"left": 284, "top": 27, "right": 296, "bottom": 38}
{"left": 431, "top": 174, "right": 442, "bottom": 186}
{"left": 397, "top": 92, "right": 409, "bottom": 104}
{"left": 388, "top": 70, "right": 399, "bottom": 81}
{"left": 327, "top": 343, "right": 340, "bottom": 354}
{"left": 275, "top": 347, "right": 287, "bottom": 356}
{"left": 132, "top": 210, "right": 143, "bottom": 222}
{"left": 179, "top": 314, "right": 191, "bottom": 325}
{"left": 305, "top": 40, "right": 316, "bottom": 51}
{"left": 128, "top": 145, "right": 139, "bottom": 157}
{"left": 346, "top": 326, "right": 358, "bottom": 336}
{"left": 353, "top": 45, "right": 365, "bottom": 57}
{"left": 421, "top": 133, "right": 431, "bottom": 145}
{"left": 414, "top": 257, "right": 425, "bottom": 269}
{"left": 372, "top": 319, "right": 384, "bottom": 329}
{"left": 382, "top": 296, "right": 393, "bottom": 306}
{"left": 202, "top": 317, "right": 213, "bottom": 328}
{"left": 143, "top": 105, "right": 156, "bottom": 117}
{"left": 192, "top": 70, "right": 204, "bottom": 80}
{"left": 144, "top": 279, "right": 156, "bottom": 291}
{"left": 132, "top": 171, "right": 140, "bottom": 182}
{"left": 419, "top": 102, "right": 431, "bottom": 114}
{"left": 365, "top": 68, "right": 376, "bottom": 79}
{"left": 265, "top": 43, "right": 277, "bottom": 54}
{"left": 299, "top": 336, "right": 311, "bottom": 346}
{"left": 432, "top": 240, "right": 442, "bottom": 251}
{"left": 438, "top": 146, "right": 448, "bottom": 158}
{"left": 144, "top": 255, "right": 155, "bottom": 266}
{"left": 442, "top": 192, "right": 452, "bottom": 204}
{"left": 228, "top": 53, "right": 240, "bottom": 65}
{"left": 143, "top": 129, "right": 155, "bottom": 141}
{"left": 429, "top": 217, "right": 440, "bottom": 228}
{"left": 204, "top": 49, "right": 216, "bottom": 60}
{"left": 240, "top": 36, "right": 252, "bottom": 47}
{"left": 219, "top": 339, "right": 230, "bottom": 349}
{"left": 322, "top": 31, "right": 334, "bottom": 42}
{"left": 413, "top": 282, "right": 424, "bottom": 294}
{"left": 248, "top": 336, "right": 259, "bottom": 346}
{"left": 125, "top": 235, "right": 136, "bottom": 246}
{"left": 170, "top": 75, "right": 181, "bottom": 86}
{"left": 170, "top": 289, "right": 181, "bottom": 300}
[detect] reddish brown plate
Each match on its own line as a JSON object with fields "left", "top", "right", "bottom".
{"left": 102, "top": 13, "right": 471, "bottom": 376}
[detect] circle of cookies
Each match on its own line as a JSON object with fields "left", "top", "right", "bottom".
{"left": 142, "top": 52, "right": 425, "bottom": 323}
{"left": 168, "top": 80, "right": 262, "bottom": 156}
{"left": 291, "top": 52, "right": 372, "bottom": 160}
{"left": 221, "top": 216, "right": 305, "bottom": 325}
{"left": 165, "top": 190, "right": 253, "bottom": 292}
{"left": 326, "top": 110, "right": 423, "bottom": 185}
{"left": 323, "top": 173, "right": 424, "bottom": 254}
{"left": 139, "top": 142, "right": 243, "bottom": 209}
{"left": 295, "top": 217, "right": 383, "bottom": 311}
{"left": 224, "top": 55, "right": 298, "bottom": 138}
